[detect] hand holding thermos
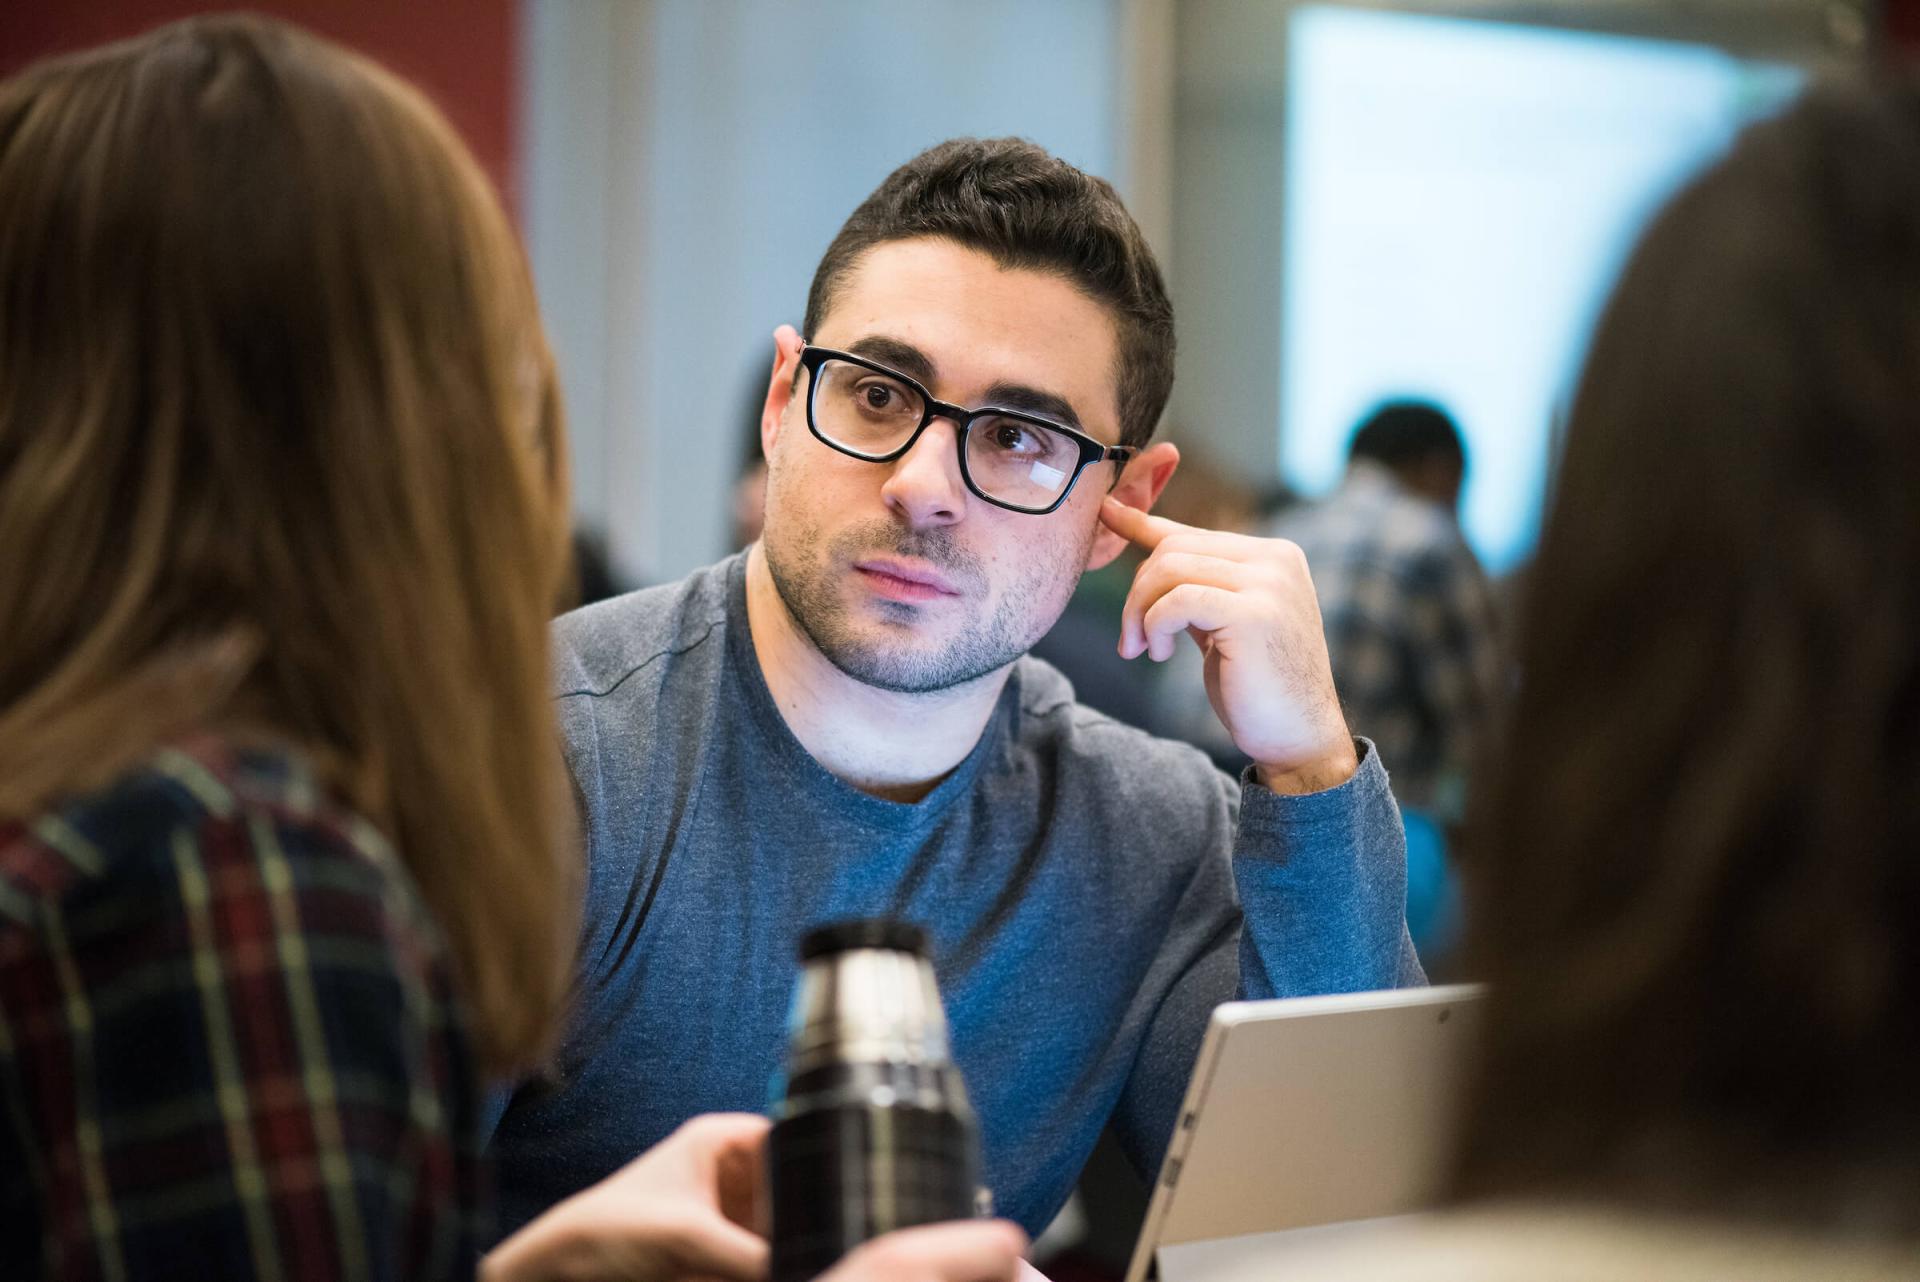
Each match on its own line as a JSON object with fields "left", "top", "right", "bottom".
{"left": 483, "top": 919, "right": 1025, "bottom": 1282}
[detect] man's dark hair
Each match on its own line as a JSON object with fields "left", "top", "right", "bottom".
{"left": 1450, "top": 77, "right": 1920, "bottom": 1231}
{"left": 1347, "top": 400, "right": 1465, "bottom": 471}
{"left": 803, "top": 138, "right": 1175, "bottom": 450}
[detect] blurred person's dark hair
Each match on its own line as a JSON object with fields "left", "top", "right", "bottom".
{"left": 0, "top": 14, "right": 576, "bottom": 1074}
{"left": 1348, "top": 401, "right": 1466, "bottom": 470}
{"left": 1452, "top": 76, "right": 1920, "bottom": 1232}
{"left": 568, "top": 528, "right": 624, "bottom": 609}
{"left": 1349, "top": 400, "right": 1468, "bottom": 510}
{"left": 734, "top": 357, "right": 770, "bottom": 550}
{"left": 803, "top": 137, "right": 1174, "bottom": 449}
{"left": 1254, "top": 481, "right": 1304, "bottom": 523}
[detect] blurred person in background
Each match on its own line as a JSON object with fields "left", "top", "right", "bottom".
{"left": 1273, "top": 403, "right": 1500, "bottom": 961}
{"left": 1273, "top": 402, "right": 1503, "bottom": 828}
{"left": 486, "top": 137, "right": 1423, "bottom": 1244}
{"left": 0, "top": 17, "right": 1024, "bottom": 1282}
{"left": 1265, "top": 75, "right": 1920, "bottom": 1279}
{"left": 733, "top": 358, "right": 774, "bottom": 551}
{"left": 571, "top": 528, "right": 628, "bottom": 610}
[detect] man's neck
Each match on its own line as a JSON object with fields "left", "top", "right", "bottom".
{"left": 743, "top": 544, "right": 1012, "bottom": 802}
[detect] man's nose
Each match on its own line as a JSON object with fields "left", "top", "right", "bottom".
{"left": 880, "top": 418, "right": 968, "bottom": 527}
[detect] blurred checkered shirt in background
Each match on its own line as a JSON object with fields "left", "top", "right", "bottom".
{"left": 1271, "top": 460, "right": 1504, "bottom": 822}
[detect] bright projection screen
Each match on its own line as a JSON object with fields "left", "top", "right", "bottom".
{"left": 1280, "top": 6, "right": 1803, "bottom": 574}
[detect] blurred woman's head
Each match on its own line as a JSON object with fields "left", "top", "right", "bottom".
{"left": 1454, "top": 76, "right": 1920, "bottom": 1228}
{"left": 0, "top": 15, "right": 574, "bottom": 1074}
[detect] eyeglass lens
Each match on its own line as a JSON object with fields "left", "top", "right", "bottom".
{"left": 812, "top": 357, "right": 1080, "bottom": 509}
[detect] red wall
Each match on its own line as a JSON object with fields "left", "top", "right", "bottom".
{"left": 0, "top": 0, "right": 520, "bottom": 209}
{"left": 1891, "top": 0, "right": 1920, "bottom": 57}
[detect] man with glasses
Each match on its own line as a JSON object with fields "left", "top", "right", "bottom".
{"left": 486, "top": 138, "right": 1424, "bottom": 1242}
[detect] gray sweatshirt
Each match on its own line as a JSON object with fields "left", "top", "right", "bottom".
{"left": 485, "top": 553, "right": 1423, "bottom": 1237}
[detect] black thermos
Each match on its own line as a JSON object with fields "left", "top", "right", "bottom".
{"left": 767, "top": 920, "right": 984, "bottom": 1282}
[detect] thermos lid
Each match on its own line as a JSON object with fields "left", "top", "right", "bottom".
{"left": 800, "top": 919, "right": 929, "bottom": 961}
{"left": 787, "top": 919, "right": 952, "bottom": 1075}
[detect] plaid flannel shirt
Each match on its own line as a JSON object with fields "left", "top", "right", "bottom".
{"left": 0, "top": 738, "right": 485, "bottom": 1281}
{"left": 1273, "top": 461, "right": 1503, "bottom": 819}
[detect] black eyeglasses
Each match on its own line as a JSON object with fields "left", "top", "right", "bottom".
{"left": 798, "top": 343, "right": 1134, "bottom": 515}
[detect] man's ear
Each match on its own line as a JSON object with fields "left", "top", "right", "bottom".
{"left": 761, "top": 324, "right": 807, "bottom": 459}
{"left": 1086, "top": 441, "right": 1180, "bottom": 571}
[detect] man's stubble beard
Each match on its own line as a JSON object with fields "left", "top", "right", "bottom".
{"left": 761, "top": 496, "right": 1093, "bottom": 696}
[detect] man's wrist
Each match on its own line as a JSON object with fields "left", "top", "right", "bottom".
{"left": 1253, "top": 739, "right": 1361, "bottom": 796}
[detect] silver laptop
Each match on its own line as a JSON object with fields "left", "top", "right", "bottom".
{"left": 1123, "top": 985, "right": 1485, "bottom": 1282}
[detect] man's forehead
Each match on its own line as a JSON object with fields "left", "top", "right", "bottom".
{"left": 814, "top": 238, "right": 1123, "bottom": 436}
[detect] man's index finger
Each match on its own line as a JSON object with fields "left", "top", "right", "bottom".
{"left": 1100, "top": 496, "right": 1184, "bottom": 550}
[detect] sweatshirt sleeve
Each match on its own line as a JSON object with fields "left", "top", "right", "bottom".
{"left": 1111, "top": 738, "right": 1423, "bottom": 1181}
{"left": 1232, "top": 738, "right": 1426, "bottom": 999}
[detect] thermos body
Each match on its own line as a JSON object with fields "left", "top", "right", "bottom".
{"left": 768, "top": 921, "right": 984, "bottom": 1282}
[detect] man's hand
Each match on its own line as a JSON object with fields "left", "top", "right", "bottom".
{"left": 1101, "top": 496, "right": 1358, "bottom": 795}
{"left": 482, "top": 1113, "right": 771, "bottom": 1282}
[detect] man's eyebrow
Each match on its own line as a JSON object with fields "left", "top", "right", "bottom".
{"left": 844, "top": 335, "right": 936, "bottom": 385}
{"left": 837, "top": 334, "right": 1087, "bottom": 433}
{"left": 981, "top": 383, "right": 1083, "bottom": 433}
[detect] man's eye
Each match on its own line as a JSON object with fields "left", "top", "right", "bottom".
{"left": 851, "top": 380, "right": 912, "bottom": 416}
{"left": 990, "top": 422, "right": 1043, "bottom": 453}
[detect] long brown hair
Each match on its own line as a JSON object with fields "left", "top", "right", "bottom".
{"left": 0, "top": 15, "right": 576, "bottom": 1076}
{"left": 1451, "top": 77, "right": 1920, "bottom": 1230}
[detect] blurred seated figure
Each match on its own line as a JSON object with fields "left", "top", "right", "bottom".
{"left": 570, "top": 526, "right": 629, "bottom": 610}
{"left": 1271, "top": 402, "right": 1502, "bottom": 826}
{"left": 0, "top": 17, "right": 1023, "bottom": 1282}
{"left": 1270, "top": 405, "right": 1497, "bottom": 964}
{"left": 733, "top": 359, "right": 773, "bottom": 552}
{"left": 1267, "top": 74, "right": 1920, "bottom": 1279}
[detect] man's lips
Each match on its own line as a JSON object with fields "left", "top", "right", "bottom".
{"left": 852, "top": 559, "right": 963, "bottom": 603}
